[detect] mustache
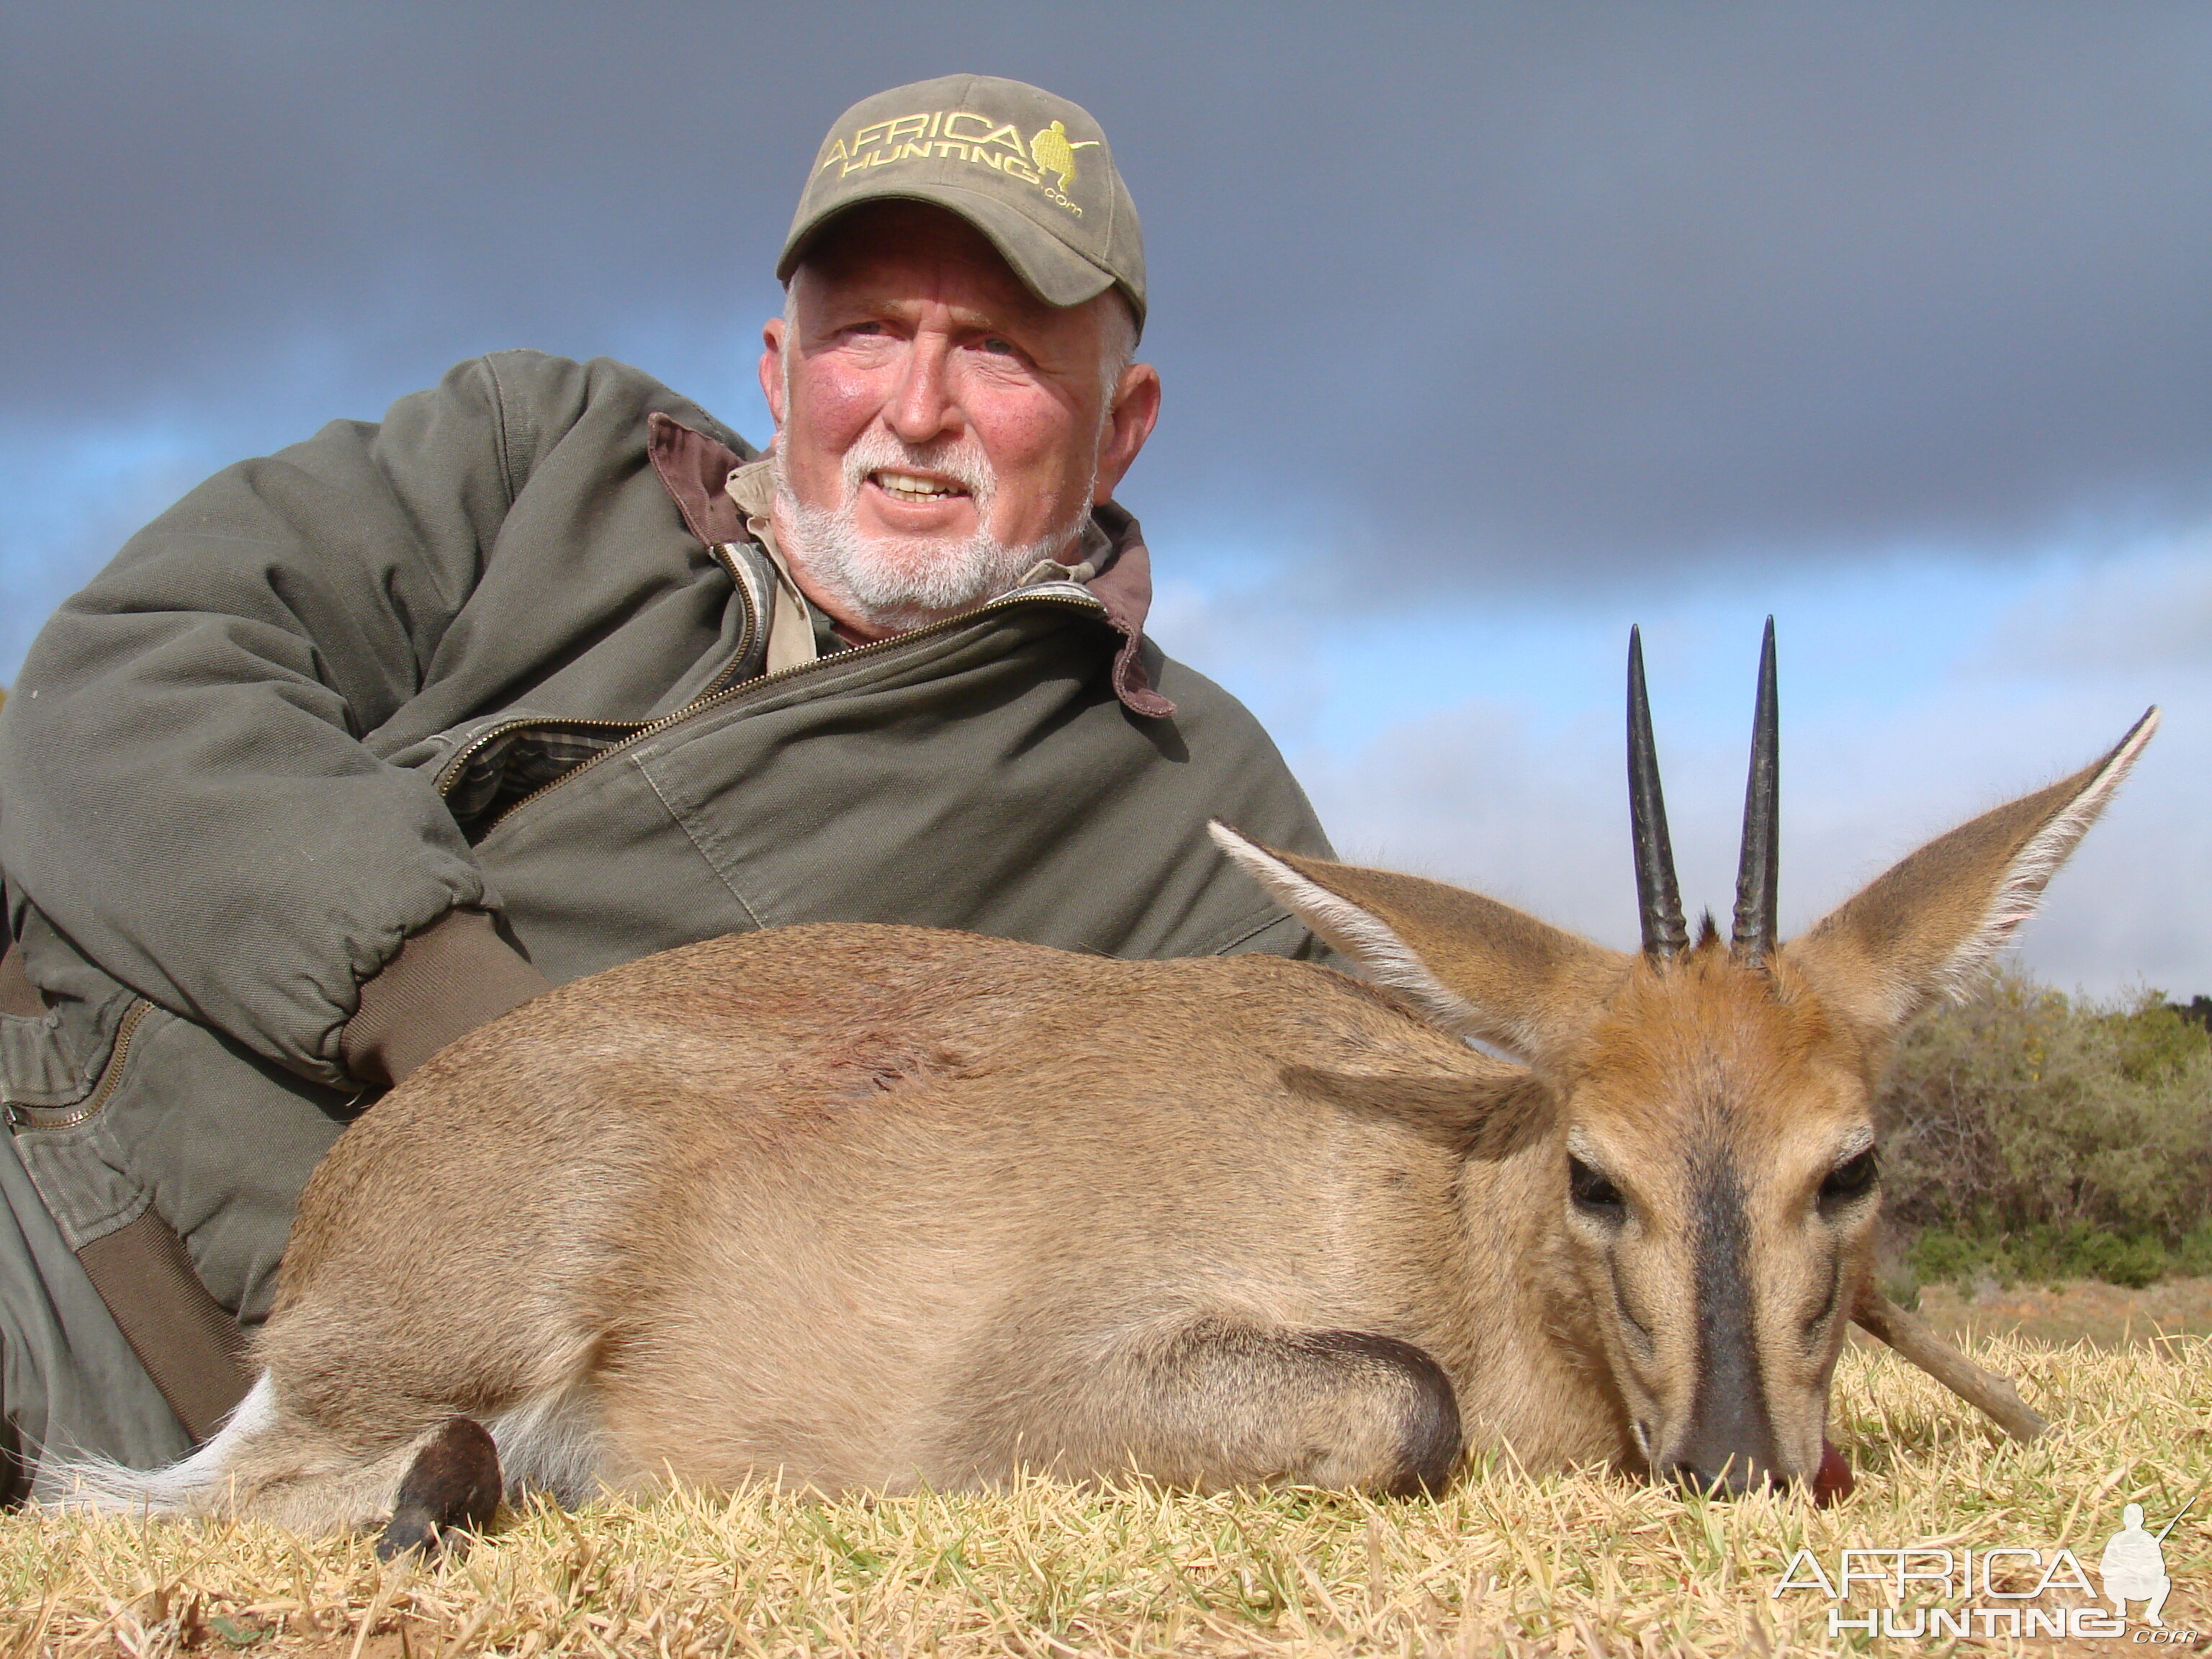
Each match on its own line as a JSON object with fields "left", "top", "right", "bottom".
{"left": 837, "top": 427, "right": 997, "bottom": 503}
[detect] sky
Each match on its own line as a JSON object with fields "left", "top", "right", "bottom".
{"left": 5, "top": 1, "right": 2208, "bottom": 995}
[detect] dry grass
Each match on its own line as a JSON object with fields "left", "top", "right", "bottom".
{"left": 4, "top": 1335, "right": 2206, "bottom": 1657}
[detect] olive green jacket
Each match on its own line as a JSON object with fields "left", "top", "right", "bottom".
{"left": 0, "top": 351, "right": 1332, "bottom": 1336}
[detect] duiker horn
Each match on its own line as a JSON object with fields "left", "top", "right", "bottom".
{"left": 1731, "top": 617, "right": 1780, "bottom": 961}
{"left": 1627, "top": 626, "right": 1689, "bottom": 960}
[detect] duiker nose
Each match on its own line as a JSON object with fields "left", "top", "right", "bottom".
{"left": 1660, "top": 1452, "right": 1787, "bottom": 1498}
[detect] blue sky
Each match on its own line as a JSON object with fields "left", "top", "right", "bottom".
{"left": 1143, "top": 525, "right": 2206, "bottom": 992}
{"left": 5, "top": 2, "right": 2208, "bottom": 995}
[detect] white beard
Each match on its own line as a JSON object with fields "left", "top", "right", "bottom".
{"left": 772, "top": 427, "right": 1092, "bottom": 637}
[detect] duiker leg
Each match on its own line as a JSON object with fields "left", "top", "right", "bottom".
{"left": 225, "top": 1429, "right": 449, "bottom": 1537}
{"left": 52, "top": 1373, "right": 458, "bottom": 1534}
{"left": 1032, "top": 1317, "right": 1462, "bottom": 1496}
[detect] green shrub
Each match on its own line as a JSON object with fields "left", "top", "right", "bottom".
{"left": 1902, "top": 1229, "right": 1992, "bottom": 1286}
{"left": 1902, "top": 1224, "right": 2173, "bottom": 1290}
{"left": 1877, "top": 965, "right": 2212, "bottom": 1287}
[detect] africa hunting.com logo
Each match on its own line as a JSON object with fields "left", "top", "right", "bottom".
{"left": 817, "top": 110, "right": 1099, "bottom": 217}
{"left": 1769, "top": 1496, "right": 2200, "bottom": 1642}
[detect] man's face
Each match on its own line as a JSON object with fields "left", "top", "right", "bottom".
{"left": 760, "top": 202, "right": 1159, "bottom": 639}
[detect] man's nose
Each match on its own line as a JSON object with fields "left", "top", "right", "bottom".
{"left": 884, "top": 336, "right": 960, "bottom": 446}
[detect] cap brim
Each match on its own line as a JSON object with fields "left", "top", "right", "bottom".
{"left": 778, "top": 183, "right": 1118, "bottom": 311}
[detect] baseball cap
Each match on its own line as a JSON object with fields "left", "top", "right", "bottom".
{"left": 779, "top": 75, "right": 1146, "bottom": 333}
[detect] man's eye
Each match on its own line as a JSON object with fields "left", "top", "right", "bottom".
{"left": 977, "top": 336, "right": 1017, "bottom": 356}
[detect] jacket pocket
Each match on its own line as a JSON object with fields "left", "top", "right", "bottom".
{"left": 433, "top": 719, "right": 650, "bottom": 842}
{"left": 6, "top": 979, "right": 354, "bottom": 1321}
{"left": 5, "top": 992, "right": 155, "bottom": 1251}
{"left": 7, "top": 996, "right": 257, "bottom": 1440}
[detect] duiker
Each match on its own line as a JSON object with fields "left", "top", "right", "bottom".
{"left": 67, "top": 629, "right": 2150, "bottom": 1553}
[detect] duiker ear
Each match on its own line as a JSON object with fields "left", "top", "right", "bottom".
{"left": 1210, "top": 823, "right": 1628, "bottom": 1062}
{"left": 1786, "top": 710, "right": 2157, "bottom": 1038}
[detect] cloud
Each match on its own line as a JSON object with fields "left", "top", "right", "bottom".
{"left": 1977, "top": 532, "right": 2212, "bottom": 675}
{"left": 5, "top": 2, "right": 2209, "bottom": 598}
{"left": 1151, "top": 534, "right": 2208, "bottom": 996}
{"left": 5, "top": 4, "right": 2203, "bottom": 989}
{"left": 1288, "top": 669, "right": 2208, "bottom": 1001}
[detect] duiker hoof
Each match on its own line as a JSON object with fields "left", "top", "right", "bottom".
{"left": 375, "top": 1416, "right": 503, "bottom": 1560}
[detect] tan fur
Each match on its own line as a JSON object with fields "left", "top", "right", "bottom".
{"left": 71, "top": 714, "right": 2153, "bottom": 1530}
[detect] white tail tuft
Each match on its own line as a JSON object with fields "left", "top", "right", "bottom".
{"left": 42, "top": 1372, "right": 276, "bottom": 1515}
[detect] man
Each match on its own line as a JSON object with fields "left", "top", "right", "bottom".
{"left": 0, "top": 76, "right": 1333, "bottom": 1501}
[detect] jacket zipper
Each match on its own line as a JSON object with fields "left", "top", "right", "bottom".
{"left": 691, "top": 544, "right": 765, "bottom": 702}
{"left": 472, "top": 585, "right": 1106, "bottom": 839}
{"left": 6, "top": 998, "right": 151, "bottom": 1132}
{"left": 431, "top": 543, "right": 764, "bottom": 801}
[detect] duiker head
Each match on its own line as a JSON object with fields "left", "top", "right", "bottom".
{"left": 1215, "top": 624, "right": 2155, "bottom": 1496}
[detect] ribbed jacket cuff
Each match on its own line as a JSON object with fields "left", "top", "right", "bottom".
{"left": 338, "top": 909, "right": 552, "bottom": 1087}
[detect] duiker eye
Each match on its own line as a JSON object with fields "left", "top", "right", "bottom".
{"left": 1568, "top": 1156, "right": 1627, "bottom": 1219}
{"left": 1819, "top": 1147, "right": 1879, "bottom": 1208}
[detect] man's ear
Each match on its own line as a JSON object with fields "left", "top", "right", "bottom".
{"left": 1209, "top": 824, "right": 1627, "bottom": 1064}
{"left": 1092, "top": 362, "right": 1161, "bottom": 503}
{"left": 1785, "top": 709, "right": 2157, "bottom": 1041}
{"left": 759, "top": 313, "right": 789, "bottom": 429}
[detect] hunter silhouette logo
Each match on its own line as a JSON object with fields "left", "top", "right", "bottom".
{"left": 815, "top": 109, "right": 1097, "bottom": 215}
{"left": 1028, "top": 120, "right": 1095, "bottom": 191}
{"left": 2102, "top": 1497, "right": 2193, "bottom": 1628}
{"left": 1771, "top": 1488, "right": 2202, "bottom": 1641}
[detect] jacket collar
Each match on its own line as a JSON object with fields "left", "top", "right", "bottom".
{"left": 646, "top": 413, "right": 1172, "bottom": 716}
